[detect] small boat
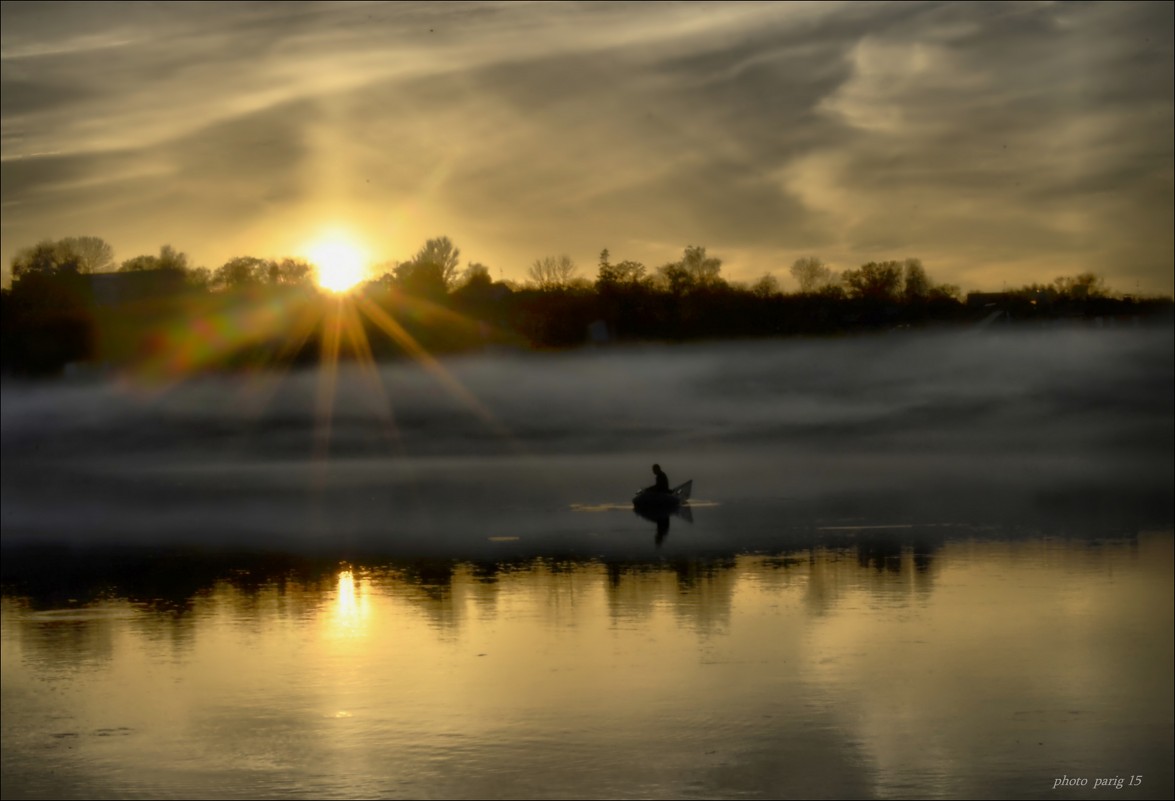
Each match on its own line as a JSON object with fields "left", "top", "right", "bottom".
{"left": 633, "top": 480, "right": 692, "bottom": 513}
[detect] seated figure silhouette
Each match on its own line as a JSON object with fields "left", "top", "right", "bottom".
{"left": 645, "top": 463, "right": 670, "bottom": 494}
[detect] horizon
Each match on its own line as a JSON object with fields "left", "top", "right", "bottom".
{"left": 4, "top": 236, "right": 1171, "bottom": 300}
{"left": 2, "top": 2, "right": 1172, "bottom": 294}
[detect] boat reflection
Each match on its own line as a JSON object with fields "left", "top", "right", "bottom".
{"left": 633, "top": 502, "right": 694, "bottom": 546}
{"left": 2, "top": 531, "right": 1170, "bottom": 801}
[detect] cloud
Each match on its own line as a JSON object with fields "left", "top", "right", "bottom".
{"left": 1, "top": 2, "right": 1171, "bottom": 292}
{"left": 788, "top": 2, "right": 1174, "bottom": 286}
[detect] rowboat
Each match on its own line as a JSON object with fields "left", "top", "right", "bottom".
{"left": 632, "top": 480, "right": 692, "bottom": 513}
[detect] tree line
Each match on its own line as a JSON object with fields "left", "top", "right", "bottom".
{"left": 9, "top": 237, "right": 313, "bottom": 290}
{"left": 2, "top": 234, "right": 1170, "bottom": 376}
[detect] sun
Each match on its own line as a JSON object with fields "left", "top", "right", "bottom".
{"left": 308, "top": 238, "right": 367, "bottom": 293}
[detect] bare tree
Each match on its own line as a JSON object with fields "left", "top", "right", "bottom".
{"left": 1053, "top": 272, "right": 1107, "bottom": 300}
{"left": 681, "top": 245, "right": 722, "bottom": 287}
{"left": 59, "top": 236, "right": 115, "bottom": 273}
{"left": 11, "top": 240, "right": 80, "bottom": 279}
{"left": 790, "top": 256, "right": 835, "bottom": 293}
{"left": 11, "top": 236, "right": 115, "bottom": 278}
{"left": 412, "top": 236, "right": 461, "bottom": 290}
{"left": 528, "top": 254, "right": 578, "bottom": 290}
{"left": 903, "top": 258, "right": 931, "bottom": 302}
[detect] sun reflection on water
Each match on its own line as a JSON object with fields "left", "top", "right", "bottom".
{"left": 331, "top": 568, "right": 371, "bottom": 639}
{"left": 0, "top": 536, "right": 1171, "bottom": 798}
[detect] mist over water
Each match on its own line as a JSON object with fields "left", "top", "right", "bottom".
{"left": 2, "top": 327, "right": 1171, "bottom": 555}
{"left": 3, "top": 326, "right": 1173, "bottom": 800}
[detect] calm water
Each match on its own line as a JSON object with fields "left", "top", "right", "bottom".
{"left": 3, "top": 330, "right": 1173, "bottom": 798}
{"left": 2, "top": 530, "right": 1172, "bottom": 799}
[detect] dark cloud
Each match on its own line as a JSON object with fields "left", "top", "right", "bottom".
{"left": 1, "top": 151, "right": 103, "bottom": 204}
{"left": 159, "top": 102, "right": 316, "bottom": 197}
{"left": 0, "top": 75, "right": 92, "bottom": 118}
{"left": 773, "top": 2, "right": 1173, "bottom": 282}
{"left": 1, "top": 2, "right": 1170, "bottom": 291}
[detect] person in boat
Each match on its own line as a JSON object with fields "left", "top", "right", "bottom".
{"left": 645, "top": 463, "right": 670, "bottom": 494}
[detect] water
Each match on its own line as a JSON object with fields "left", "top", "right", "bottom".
{"left": 2, "top": 534, "right": 1171, "bottom": 799}
{"left": 2, "top": 328, "right": 1173, "bottom": 798}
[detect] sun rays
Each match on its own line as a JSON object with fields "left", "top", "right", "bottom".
{"left": 121, "top": 278, "right": 520, "bottom": 477}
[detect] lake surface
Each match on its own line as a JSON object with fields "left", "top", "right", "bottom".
{"left": 2, "top": 329, "right": 1173, "bottom": 798}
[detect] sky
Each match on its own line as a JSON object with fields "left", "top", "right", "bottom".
{"left": 1, "top": 1, "right": 1171, "bottom": 293}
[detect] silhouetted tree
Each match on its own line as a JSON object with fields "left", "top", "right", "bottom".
{"left": 6, "top": 240, "right": 97, "bottom": 373}
{"left": 212, "top": 256, "right": 268, "bottom": 288}
{"left": 842, "top": 261, "right": 903, "bottom": 302}
{"left": 11, "top": 236, "right": 117, "bottom": 280}
{"left": 394, "top": 260, "right": 447, "bottom": 300}
{"left": 617, "top": 261, "right": 648, "bottom": 284}
{"left": 119, "top": 245, "right": 191, "bottom": 274}
{"left": 751, "top": 273, "right": 781, "bottom": 298}
{"left": 460, "top": 262, "right": 493, "bottom": 291}
{"left": 209, "top": 256, "right": 312, "bottom": 289}
{"left": 596, "top": 248, "right": 648, "bottom": 290}
{"left": 59, "top": 236, "right": 115, "bottom": 273}
{"left": 656, "top": 262, "right": 693, "bottom": 295}
{"left": 790, "top": 256, "right": 835, "bottom": 292}
{"left": 268, "top": 257, "right": 313, "bottom": 285}
{"left": 680, "top": 245, "right": 723, "bottom": 288}
{"left": 5, "top": 228, "right": 1166, "bottom": 376}
{"left": 11, "top": 240, "right": 84, "bottom": 279}
{"left": 186, "top": 266, "right": 213, "bottom": 290}
{"left": 117, "top": 255, "right": 156, "bottom": 273}
{"left": 412, "top": 236, "right": 461, "bottom": 290}
{"left": 929, "top": 283, "right": 961, "bottom": 302}
{"left": 903, "top": 258, "right": 931, "bottom": 302}
{"left": 528, "top": 254, "right": 578, "bottom": 290}
{"left": 450, "top": 263, "right": 513, "bottom": 330}
{"left": 1054, "top": 272, "right": 1107, "bottom": 300}
{"left": 159, "top": 244, "right": 188, "bottom": 272}
{"left": 655, "top": 246, "right": 723, "bottom": 297}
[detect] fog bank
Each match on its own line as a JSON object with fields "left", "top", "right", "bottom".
{"left": 3, "top": 327, "right": 1171, "bottom": 555}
